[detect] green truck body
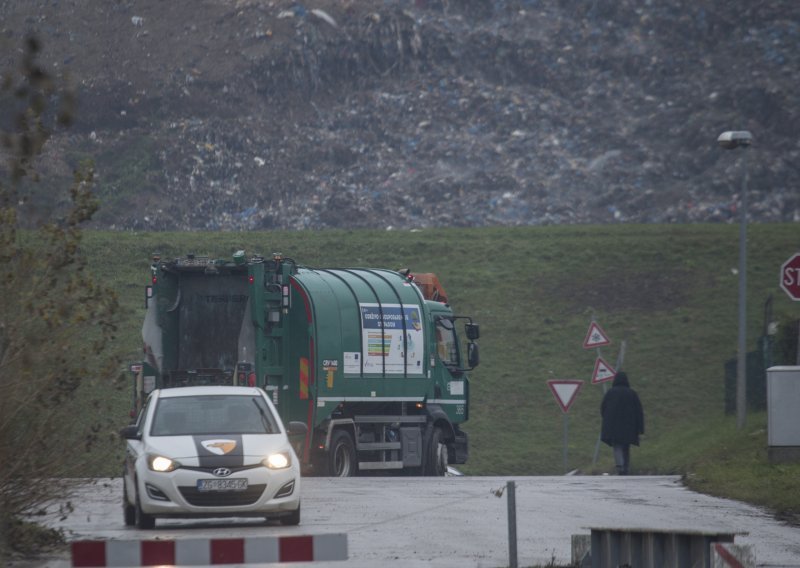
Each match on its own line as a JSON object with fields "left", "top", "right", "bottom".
{"left": 138, "top": 252, "right": 479, "bottom": 476}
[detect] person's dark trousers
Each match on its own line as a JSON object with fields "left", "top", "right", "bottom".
{"left": 613, "top": 444, "right": 630, "bottom": 475}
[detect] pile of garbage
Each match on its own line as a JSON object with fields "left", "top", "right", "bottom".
{"left": 2, "top": 0, "right": 798, "bottom": 230}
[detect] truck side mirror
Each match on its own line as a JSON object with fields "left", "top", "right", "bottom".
{"left": 467, "top": 342, "right": 480, "bottom": 369}
{"left": 465, "top": 323, "right": 480, "bottom": 341}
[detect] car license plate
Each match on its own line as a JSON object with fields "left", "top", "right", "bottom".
{"left": 197, "top": 478, "right": 248, "bottom": 492}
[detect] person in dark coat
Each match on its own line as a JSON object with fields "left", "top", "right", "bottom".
{"left": 600, "top": 371, "right": 644, "bottom": 475}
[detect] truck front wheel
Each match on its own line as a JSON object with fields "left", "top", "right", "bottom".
{"left": 426, "top": 427, "right": 448, "bottom": 477}
{"left": 327, "top": 429, "right": 357, "bottom": 477}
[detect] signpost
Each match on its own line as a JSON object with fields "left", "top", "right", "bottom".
{"left": 591, "top": 356, "right": 615, "bottom": 384}
{"left": 780, "top": 252, "right": 800, "bottom": 301}
{"left": 548, "top": 380, "right": 583, "bottom": 413}
{"left": 581, "top": 319, "right": 624, "bottom": 466}
{"left": 583, "top": 322, "right": 611, "bottom": 349}
{"left": 547, "top": 380, "right": 583, "bottom": 472}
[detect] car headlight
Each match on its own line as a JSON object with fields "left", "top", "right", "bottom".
{"left": 148, "top": 454, "right": 180, "bottom": 472}
{"left": 264, "top": 452, "right": 291, "bottom": 469}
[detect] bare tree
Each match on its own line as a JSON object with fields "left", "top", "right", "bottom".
{"left": 0, "top": 36, "right": 120, "bottom": 559}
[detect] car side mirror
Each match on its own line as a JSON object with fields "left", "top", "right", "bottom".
{"left": 120, "top": 425, "right": 141, "bottom": 441}
{"left": 287, "top": 421, "right": 308, "bottom": 436}
{"left": 465, "top": 323, "right": 480, "bottom": 341}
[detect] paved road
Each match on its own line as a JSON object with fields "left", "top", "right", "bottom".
{"left": 17, "top": 476, "right": 800, "bottom": 567}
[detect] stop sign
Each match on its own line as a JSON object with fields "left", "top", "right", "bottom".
{"left": 780, "top": 253, "right": 800, "bottom": 301}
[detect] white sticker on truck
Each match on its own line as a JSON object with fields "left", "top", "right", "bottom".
{"left": 359, "top": 303, "right": 424, "bottom": 376}
{"left": 448, "top": 381, "right": 465, "bottom": 396}
{"left": 344, "top": 352, "right": 361, "bottom": 374}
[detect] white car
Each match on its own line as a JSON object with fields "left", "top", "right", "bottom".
{"left": 122, "top": 386, "right": 305, "bottom": 529}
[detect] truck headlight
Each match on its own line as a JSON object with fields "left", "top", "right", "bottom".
{"left": 264, "top": 452, "right": 291, "bottom": 469}
{"left": 148, "top": 455, "right": 180, "bottom": 472}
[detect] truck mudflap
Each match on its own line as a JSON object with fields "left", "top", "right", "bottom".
{"left": 451, "top": 426, "right": 468, "bottom": 465}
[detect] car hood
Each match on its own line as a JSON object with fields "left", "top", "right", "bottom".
{"left": 144, "top": 434, "right": 293, "bottom": 468}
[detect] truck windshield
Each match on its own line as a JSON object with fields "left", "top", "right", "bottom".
{"left": 435, "top": 317, "right": 460, "bottom": 367}
{"left": 151, "top": 394, "right": 279, "bottom": 436}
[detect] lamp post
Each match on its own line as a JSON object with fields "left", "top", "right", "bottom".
{"left": 717, "top": 130, "right": 752, "bottom": 430}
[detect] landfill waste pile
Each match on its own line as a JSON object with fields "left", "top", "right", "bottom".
{"left": 1, "top": 0, "right": 798, "bottom": 230}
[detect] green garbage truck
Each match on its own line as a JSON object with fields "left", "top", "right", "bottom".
{"left": 136, "top": 251, "right": 480, "bottom": 477}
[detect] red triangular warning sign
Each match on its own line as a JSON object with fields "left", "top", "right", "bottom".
{"left": 547, "top": 380, "right": 584, "bottom": 413}
{"left": 591, "top": 356, "right": 615, "bottom": 384}
{"left": 583, "top": 321, "right": 611, "bottom": 349}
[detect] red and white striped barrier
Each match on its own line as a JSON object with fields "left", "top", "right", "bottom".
{"left": 71, "top": 534, "right": 347, "bottom": 566}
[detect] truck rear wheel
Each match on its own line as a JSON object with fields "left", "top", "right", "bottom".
{"left": 328, "top": 429, "right": 357, "bottom": 477}
{"left": 425, "top": 427, "right": 448, "bottom": 477}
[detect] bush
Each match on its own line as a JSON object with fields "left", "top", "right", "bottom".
{"left": 0, "top": 36, "right": 120, "bottom": 561}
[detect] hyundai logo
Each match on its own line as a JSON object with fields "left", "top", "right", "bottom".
{"left": 212, "top": 467, "right": 232, "bottom": 477}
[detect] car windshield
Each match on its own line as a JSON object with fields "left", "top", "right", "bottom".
{"left": 150, "top": 394, "right": 280, "bottom": 436}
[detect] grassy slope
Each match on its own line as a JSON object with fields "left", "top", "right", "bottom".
{"left": 80, "top": 224, "right": 800, "bottom": 518}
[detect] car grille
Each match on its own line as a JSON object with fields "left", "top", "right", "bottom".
{"left": 181, "top": 464, "right": 262, "bottom": 474}
{"left": 178, "top": 484, "right": 266, "bottom": 507}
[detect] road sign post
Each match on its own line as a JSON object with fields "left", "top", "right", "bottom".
{"left": 507, "top": 480, "right": 517, "bottom": 568}
{"left": 780, "top": 252, "right": 800, "bottom": 301}
{"left": 547, "top": 380, "right": 583, "bottom": 472}
{"left": 583, "top": 320, "right": 614, "bottom": 466}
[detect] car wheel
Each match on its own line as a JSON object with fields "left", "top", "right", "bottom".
{"left": 280, "top": 504, "right": 301, "bottom": 526}
{"left": 134, "top": 484, "right": 156, "bottom": 529}
{"left": 123, "top": 481, "right": 136, "bottom": 526}
{"left": 425, "top": 427, "right": 448, "bottom": 477}
{"left": 327, "top": 429, "right": 356, "bottom": 477}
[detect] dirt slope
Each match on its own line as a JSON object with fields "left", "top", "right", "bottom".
{"left": 1, "top": 0, "right": 798, "bottom": 230}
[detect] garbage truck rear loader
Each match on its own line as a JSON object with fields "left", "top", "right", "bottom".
{"left": 139, "top": 252, "right": 479, "bottom": 476}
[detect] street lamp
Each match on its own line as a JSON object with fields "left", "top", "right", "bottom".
{"left": 717, "top": 130, "right": 752, "bottom": 430}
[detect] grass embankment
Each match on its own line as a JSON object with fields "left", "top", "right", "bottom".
{"left": 76, "top": 224, "right": 799, "bottom": 521}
